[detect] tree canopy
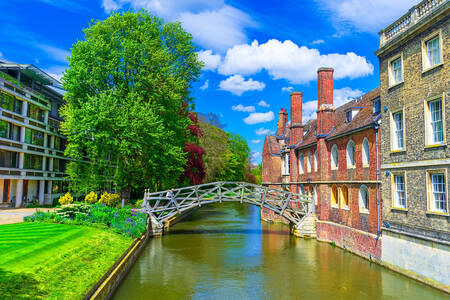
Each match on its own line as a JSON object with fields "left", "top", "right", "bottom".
{"left": 61, "top": 10, "right": 203, "bottom": 196}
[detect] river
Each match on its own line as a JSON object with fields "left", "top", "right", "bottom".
{"left": 112, "top": 203, "right": 447, "bottom": 299}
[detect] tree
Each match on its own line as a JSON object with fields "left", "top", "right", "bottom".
{"left": 61, "top": 10, "right": 202, "bottom": 196}
{"left": 250, "top": 163, "right": 262, "bottom": 185}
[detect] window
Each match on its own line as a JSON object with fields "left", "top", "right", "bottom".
{"left": 390, "top": 57, "right": 403, "bottom": 85}
{"left": 300, "top": 184, "right": 305, "bottom": 195}
{"left": 299, "top": 153, "right": 304, "bottom": 174}
{"left": 0, "top": 150, "right": 18, "bottom": 168}
{"left": 340, "top": 185, "right": 349, "bottom": 208}
{"left": 422, "top": 32, "right": 442, "bottom": 70}
{"left": 347, "top": 140, "right": 356, "bottom": 168}
{"left": 23, "top": 154, "right": 43, "bottom": 170}
{"left": 392, "top": 111, "right": 404, "bottom": 150}
{"left": 0, "top": 92, "right": 22, "bottom": 114}
{"left": 359, "top": 185, "right": 369, "bottom": 212}
{"left": 426, "top": 98, "right": 444, "bottom": 145}
{"left": 27, "top": 103, "right": 45, "bottom": 122}
{"left": 427, "top": 171, "right": 447, "bottom": 213}
{"left": 393, "top": 174, "right": 406, "bottom": 208}
{"left": 346, "top": 111, "right": 352, "bottom": 122}
{"left": 373, "top": 99, "right": 381, "bottom": 114}
{"left": 314, "top": 150, "right": 318, "bottom": 172}
{"left": 25, "top": 128, "right": 44, "bottom": 146}
{"left": 0, "top": 121, "right": 20, "bottom": 142}
{"left": 331, "top": 184, "right": 338, "bottom": 207}
{"left": 362, "top": 138, "right": 370, "bottom": 167}
{"left": 331, "top": 144, "right": 338, "bottom": 170}
{"left": 282, "top": 153, "right": 290, "bottom": 175}
{"left": 314, "top": 184, "right": 318, "bottom": 205}
{"left": 307, "top": 152, "right": 311, "bottom": 173}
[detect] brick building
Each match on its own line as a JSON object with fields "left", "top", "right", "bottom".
{"left": 262, "top": 68, "right": 382, "bottom": 260}
{"left": 375, "top": 0, "right": 449, "bottom": 290}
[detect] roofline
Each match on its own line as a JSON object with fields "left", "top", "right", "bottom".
{"left": 325, "top": 124, "right": 374, "bottom": 141}
{"left": 0, "top": 61, "right": 62, "bottom": 86}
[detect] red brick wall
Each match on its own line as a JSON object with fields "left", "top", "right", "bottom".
{"left": 262, "top": 137, "right": 282, "bottom": 185}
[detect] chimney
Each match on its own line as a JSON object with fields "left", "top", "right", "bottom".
{"left": 284, "top": 109, "right": 288, "bottom": 125}
{"left": 277, "top": 108, "right": 285, "bottom": 136}
{"left": 290, "top": 92, "right": 303, "bottom": 145}
{"left": 317, "top": 67, "right": 335, "bottom": 135}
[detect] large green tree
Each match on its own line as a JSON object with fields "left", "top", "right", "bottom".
{"left": 61, "top": 11, "right": 202, "bottom": 196}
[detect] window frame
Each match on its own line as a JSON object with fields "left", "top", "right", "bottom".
{"left": 307, "top": 152, "right": 311, "bottom": 173}
{"left": 359, "top": 185, "right": 370, "bottom": 213}
{"left": 388, "top": 53, "right": 404, "bottom": 88}
{"left": 362, "top": 137, "right": 370, "bottom": 168}
{"left": 421, "top": 29, "right": 444, "bottom": 73}
{"left": 424, "top": 94, "right": 446, "bottom": 147}
{"left": 314, "top": 150, "right": 318, "bottom": 172}
{"left": 391, "top": 171, "right": 407, "bottom": 210}
{"left": 390, "top": 108, "right": 406, "bottom": 152}
{"left": 346, "top": 140, "right": 356, "bottom": 169}
{"left": 298, "top": 153, "right": 304, "bottom": 175}
{"left": 331, "top": 144, "right": 338, "bottom": 170}
{"left": 331, "top": 184, "right": 339, "bottom": 208}
{"left": 426, "top": 169, "right": 448, "bottom": 215}
{"left": 340, "top": 185, "right": 349, "bottom": 210}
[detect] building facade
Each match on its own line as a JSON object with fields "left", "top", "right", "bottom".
{"left": 0, "top": 59, "right": 70, "bottom": 207}
{"left": 375, "top": 0, "right": 449, "bottom": 290}
{"left": 262, "top": 68, "right": 382, "bottom": 260}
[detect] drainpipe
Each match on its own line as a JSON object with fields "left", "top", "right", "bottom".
{"left": 374, "top": 123, "right": 381, "bottom": 240}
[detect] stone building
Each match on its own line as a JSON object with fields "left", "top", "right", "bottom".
{"left": 0, "top": 59, "right": 70, "bottom": 207}
{"left": 262, "top": 68, "right": 382, "bottom": 260}
{"left": 375, "top": 0, "right": 449, "bottom": 290}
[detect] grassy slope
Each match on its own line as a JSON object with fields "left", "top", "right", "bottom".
{"left": 0, "top": 222, "right": 132, "bottom": 299}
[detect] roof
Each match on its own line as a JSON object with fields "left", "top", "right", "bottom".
{"left": 265, "top": 135, "right": 281, "bottom": 156}
{"left": 0, "top": 59, "right": 62, "bottom": 87}
{"left": 296, "top": 87, "right": 380, "bottom": 149}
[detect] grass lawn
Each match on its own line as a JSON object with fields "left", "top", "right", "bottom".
{"left": 0, "top": 222, "right": 133, "bottom": 299}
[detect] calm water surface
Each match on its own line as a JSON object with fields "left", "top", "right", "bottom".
{"left": 113, "top": 203, "right": 447, "bottom": 299}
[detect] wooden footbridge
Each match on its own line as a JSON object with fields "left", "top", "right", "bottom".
{"left": 142, "top": 182, "right": 313, "bottom": 232}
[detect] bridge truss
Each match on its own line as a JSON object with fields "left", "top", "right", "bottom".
{"left": 142, "top": 181, "right": 313, "bottom": 226}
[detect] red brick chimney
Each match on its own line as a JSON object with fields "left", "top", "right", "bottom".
{"left": 290, "top": 92, "right": 303, "bottom": 145}
{"left": 277, "top": 108, "right": 285, "bottom": 136}
{"left": 317, "top": 67, "right": 335, "bottom": 135}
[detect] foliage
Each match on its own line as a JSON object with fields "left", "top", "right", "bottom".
{"left": 135, "top": 199, "right": 143, "bottom": 208}
{"left": 182, "top": 110, "right": 206, "bottom": 185}
{"left": 84, "top": 191, "right": 98, "bottom": 204}
{"left": 58, "top": 193, "right": 73, "bottom": 205}
{"left": 99, "top": 192, "right": 121, "bottom": 207}
{"left": 24, "top": 204, "right": 147, "bottom": 238}
{"left": 198, "top": 112, "right": 226, "bottom": 129}
{"left": 61, "top": 10, "right": 202, "bottom": 196}
{"left": 251, "top": 163, "right": 262, "bottom": 185}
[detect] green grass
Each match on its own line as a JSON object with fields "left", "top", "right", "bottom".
{"left": 0, "top": 222, "right": 133, "bottom": 299}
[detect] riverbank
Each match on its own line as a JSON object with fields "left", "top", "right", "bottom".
{"left": 0, "top": 222, "right": 132, "bottom": 299}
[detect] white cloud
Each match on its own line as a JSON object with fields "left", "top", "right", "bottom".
{"left": 200, "top": 80, "right": 209, "bottom": 90}
{"left": 257, "top": 100, "right": 270, "bottom": 107}
{"left": 302, "top": 87, "right": 364, "bottom": 122}
{"left": 243, "top": 111, "right": 274, "bottom": 125}
{"left": 232, "top": 104, "right": 255, "bottom": 112}
{"left": 0, "top": 51, "right": 3, "bottom": 58}
{"left": 281, "top": 86, "right": 294, "bottom": 93}
{"left": 219, "top": 75, "right": 265, "bottom": 96}
{"left": 219, "top": 39, "right": 373, "bottom": 84}
{"left": 312, "top": 39, "right": 324, "bottom": 45}
{"left": 315, "top": 0, "right": 418, "bottom": 33}
{"left": 255, "top": 127, "right": 273, "bottom": 135}
{"left": 102, "top": 1, "right": 255, "bottom": 52}
{"left": 197, "top": 50, "right": 221, "bottom": 71}
{"left": 35, "top": 44, "right": 70, "bottom": 63}
{"left": 250, "top": 151, "right": 261, "bottom": 162}
{"left": 250, "top": 139, "right": 260, "bottom": 143}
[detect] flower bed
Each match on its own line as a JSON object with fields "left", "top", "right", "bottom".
{"left": 24, "top": 203, "right": 147, "bottom": 238}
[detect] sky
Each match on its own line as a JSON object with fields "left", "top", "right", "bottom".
{"left": 0, "top": 0, "right": 419, "bottom": 164}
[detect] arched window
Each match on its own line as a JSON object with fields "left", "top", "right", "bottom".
{"left": 331, "top": 184, "right": 338, "bottom": 207}
{"left": 307, "top": 152, "right": 311, "bottom": 173}
{"left": 300, "top": 184, "right": 305, "bottom": 195}
{"left": 340, "top": 185, "right": 349, "bottom": 208}
{"left": 359, "top": 185, "right": 370, "bottom": 212}
{"left": 314, "top": 150, "right": 318, "bottom": 172}
{"left": 362, "top": 138, "right": 370, "bottom": 167}
{"left": 347, "top": 140, "right": 356, "bottom": 168}
{"left": 314, "top": 184, "right": 318, "bottom": 205}
{"left": 331, "top": 144, "right": 338, "bottom": 170}
{"left": 299, "top": 153, "right": 304, "bottom": 174}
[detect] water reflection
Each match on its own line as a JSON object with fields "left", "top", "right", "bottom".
{"left": 113, "top": 203, "right": 446, "bottom": 300}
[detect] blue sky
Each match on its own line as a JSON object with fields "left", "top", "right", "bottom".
{"left": 0, "top": 0, "right": 418, "bottom": 164}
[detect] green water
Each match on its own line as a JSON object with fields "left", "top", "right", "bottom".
{"left": 112, "top": 203, "right": 447, "bottom": 299}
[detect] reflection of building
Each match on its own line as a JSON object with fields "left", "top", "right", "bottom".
{"left": 262, "top": 68, "right": 382, "bottom": 260}
{"left": 0, "top": 59, "right": 70, "bottom": 207}
{"left": 375, "top": 0, "right": 449, "bottom": 290}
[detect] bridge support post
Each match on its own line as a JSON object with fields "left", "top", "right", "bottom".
{"left": 291, "top": 214, "right": 317, "bottom": 238}
{"left": 149, "top": 216, "right": 165, "bottom": 237}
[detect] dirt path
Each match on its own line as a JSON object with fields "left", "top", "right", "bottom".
{"left": 0, "top": 208, "right": 55, "bottom": 225}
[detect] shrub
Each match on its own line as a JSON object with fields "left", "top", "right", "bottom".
{"left": 99, "top": 192, "right": 121, "bottom": 207}
{"left": 56, "top": 203, "right": 91, "bottom": 219}
{"left": 85, "top": 192, "right": 98, "bottom": 204}
{"left": 135, "top": 199, "right": 143, "bottom": 208}
{"left": 58, "top": 193, "right": 73, "bottom": 205}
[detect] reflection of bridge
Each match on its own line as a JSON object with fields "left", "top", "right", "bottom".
{"left": 142, "top": 182, "right": 314, "bottom": 235}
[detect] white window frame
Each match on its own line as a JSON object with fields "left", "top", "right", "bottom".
{"left": 314, "top": 150, "right": 318, "bottom": 172}
{"left": 390, "top": 108, "right": 405, "bottom": 151}
{"left": 359, "top": 185, "right": 370, "bottom": 213}
{"left": 388, "top": 53, "right": 404, "bottom": 88}
{"left": 314, "top": 184, "right": 318, "bottom": 205}
{"left": 424, "top": 94, "right": 446, "bottom": 147}
{"left": 362, "top": 137, "right": 370, "bottom": 167}
{"left": 346, "top": 140, "right": 356, "bottom": 169}
{"left": 422, "top": 29, "right": 444, "bottom": 73}
{"left": 298, "top": 153, "right": 304, "bottom": 175}
{"left": 331, "top": 144, "right": 338, "bottom": 170}
{"left": 391, "top": 172, "right": 407, "bottom": 210}
{"left": 307, "top": 152, "right": 311, "bottom": 173}
{"left": 426, "top": 169, "right": 448, "bottom": 215}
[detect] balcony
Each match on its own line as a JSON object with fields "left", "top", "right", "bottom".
{"left": 379, "top": 0, "right": 447, "bottom": 47}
